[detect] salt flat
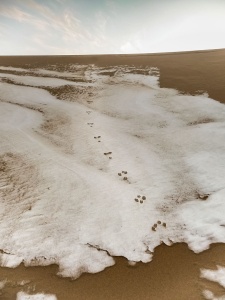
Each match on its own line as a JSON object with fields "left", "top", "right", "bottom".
{"left": 1, "top": 61, "right": 225, "bottom": 298}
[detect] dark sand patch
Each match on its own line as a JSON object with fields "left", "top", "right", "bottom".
{"left": 187, "top": 118, "right": 215, "bottom": 126}
{"left": 128, "top": 69, "right": 151, "bottom": 75}
{"left": 0, "top": 152, "right": 39, "bottom": 210}
{"left": 37, "top": 111, "right": 73, "bottom": 154}
{"left": 98, "top": 71, "right": 117, "bottom": 76}
{"left": 0, "top": 98, "right": 44, "bottom": 114}
{"left": 45, "top": 85, "right": 97, "bottom": 104}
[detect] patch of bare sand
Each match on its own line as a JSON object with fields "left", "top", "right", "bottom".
{"left": 1, "top": 48, "right": 225, "bottom": 102}
{"left": 1, "top": 244, "right": 225, "bottom": 300}
{"left": 1, "top": 50, "right": 225, "bottom": 299}
{"left": 45, "top": 85, "right": 97, "bottom": 105}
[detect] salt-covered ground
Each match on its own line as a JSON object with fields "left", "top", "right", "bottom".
{"left": 202, "top": 267, "right": 225, "bottom": 299}
{"left": 1, "top": 63, "right": 225, "bottom": 297}
{"left": 203, "top": 290, "right": 225, "bottom": 300}
{"left": 16, "top": 291, "right": 57, "bottom": 300}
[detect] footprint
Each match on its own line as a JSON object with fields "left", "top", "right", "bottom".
{"left": 104, "top": 152, "right": 112, "bottom": 155}
{"left": 94, "top": 136, "right": 101, "bottom": 142}
{"left": 152, "top": 224, "right": 157, "bottom": 231}
{"left": 134, "top": 194, "right": 145, "bottom": 203}
{"left": 198, "top": 193, "right": 209, "bottom": 200}
{"left": 118, "top": 171, "right": 128, "bottom": 181}
{"left": 152, "top": 221, "right": 166, "bottom": 230}
{"left": 134, "top": 194, "right": 147, "bottom": 202}
{"left": 103, "top": 152, "right": 113, "bottom": 159}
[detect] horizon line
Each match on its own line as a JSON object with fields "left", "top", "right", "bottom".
{"left": 1, "top": 47, "right": 225, "bottom": 57}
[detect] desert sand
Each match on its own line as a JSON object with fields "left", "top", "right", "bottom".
{"left": 0, "top": 49, "right": 225, "bottom": 300}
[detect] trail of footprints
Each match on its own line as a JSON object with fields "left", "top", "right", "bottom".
{"left": 86, "top": 109, "right": 167, "bottom": 233}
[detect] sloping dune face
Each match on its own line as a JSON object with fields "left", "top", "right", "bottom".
{"left": 1, "top": 64, "right": 225, "bottom": 279}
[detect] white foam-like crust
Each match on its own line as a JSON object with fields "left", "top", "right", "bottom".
{"left": 16, "top": 292, "right": 57, "bottom": 300}
{"left": 0, "top": 65, "right": 225, "bottom": 278}
{"left": 0, "top": 65, "right": 88, "bottom": 79}
{"left": 0, "top": 66, "right": 28, "bottom": 72}
{"left": 201, "top": 267, "right": 225, "bottom": 288}
{"left": 203, "top": 290, "right": 225, "bottom": 300}
{"left": 0, "top": 73, "right": 93, "bottom": 87}
{"left": 35, "top": 68, "right": 86, "bottom": 78}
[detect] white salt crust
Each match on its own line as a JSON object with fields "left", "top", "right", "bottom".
{"left": 0, "top": 64, "right": 225, "bottom": 278}
{"left": 16, "top": 292, "right": 57, "bottom": 300}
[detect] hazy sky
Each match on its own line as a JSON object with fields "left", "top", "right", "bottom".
{"left": 1, "top": 0, "right": 225, "bottom": 55}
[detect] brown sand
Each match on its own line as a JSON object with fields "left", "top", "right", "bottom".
{"left": 1, "top": 49, "right": 225, "bottom": 299}
{"left": 1, "top": 48, "right": 225, "bottom": 103}
{"left": 1, "top": 243, "right": 225, "bottom": 300}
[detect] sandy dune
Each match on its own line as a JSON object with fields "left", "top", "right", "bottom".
{"left": 0, "top": 50, "right": 225, "bottom": 299}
